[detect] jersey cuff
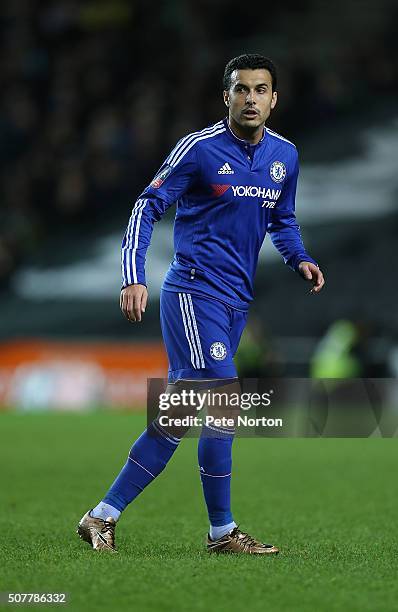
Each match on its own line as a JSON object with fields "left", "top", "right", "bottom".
{"left": 294, "top": 255, "right": 318, "bottom": 271}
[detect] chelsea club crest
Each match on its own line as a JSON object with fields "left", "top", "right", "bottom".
{"left": 270, "top": 161, "right": 286, "bottom": 183}
{"left": 210, "top": 342, "right": 227, "bottom": 361}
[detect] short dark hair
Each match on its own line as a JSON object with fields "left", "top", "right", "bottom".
{"left": 223, "top": 54, "right": 277, "bottom": 91}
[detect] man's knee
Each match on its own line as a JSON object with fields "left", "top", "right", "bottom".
{"left": 155, "top": 378, "right": 241, "bottom": 437}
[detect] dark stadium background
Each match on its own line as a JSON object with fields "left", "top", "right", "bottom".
{"left": 1, "top": 3, "right": 398, "bottom": 611}
{"left": 1, "top": 0, "right": 397, "bottom": 407}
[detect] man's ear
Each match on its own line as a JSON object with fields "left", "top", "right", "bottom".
{"left": 271, "top": 91, "right": 278, "bottom": 110}
{"left": 223, "top": 91, "right": 230, "bottom": 107}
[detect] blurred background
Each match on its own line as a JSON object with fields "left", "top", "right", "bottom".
{"left": 0, "top": 0, "right": 397, "bottom": 411}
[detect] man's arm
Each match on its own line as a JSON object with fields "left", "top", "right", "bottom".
{"left": 267, "top": 149, "right": 325, "bottom": 294}
{"left": 120, "top": 141, "right": 199, "bottom": 322}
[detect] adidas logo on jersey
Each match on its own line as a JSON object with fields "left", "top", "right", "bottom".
{"left": 217, "top": 162, "right": 234, "bottom": 174}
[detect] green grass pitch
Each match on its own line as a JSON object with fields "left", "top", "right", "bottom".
{"left": 1, "top": 412, "right": 397, "bottom": 612}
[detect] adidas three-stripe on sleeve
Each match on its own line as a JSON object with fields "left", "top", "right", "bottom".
{"left": 120, "top": 137, "right": 200, "bottom": 287}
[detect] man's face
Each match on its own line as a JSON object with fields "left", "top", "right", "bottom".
{"left": 223, "top": 68, "right": 277, "bottom": 130}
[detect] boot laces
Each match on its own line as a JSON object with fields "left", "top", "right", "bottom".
{"left": 101, "top": 520, "right": 115, "bottom": 544}
{"left": 230, "top": 527, "right": 258, "bottom": 550}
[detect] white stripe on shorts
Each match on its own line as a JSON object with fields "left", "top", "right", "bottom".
{"left": 181, "top": 293, "right": 201, "bottom": 369}
{"left": 185, "top": 293, "right": 205, "bottom": 368}
{"left": 178, "top": 293, "right": 197, "bottom": 369}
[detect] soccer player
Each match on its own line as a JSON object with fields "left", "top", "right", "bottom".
{"left": 77, "top": 54, "right": 325, "bottom": 554}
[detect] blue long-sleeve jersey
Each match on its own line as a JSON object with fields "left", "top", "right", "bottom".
{"left": 121, "top": 118, "right": 317, "bottom": 311}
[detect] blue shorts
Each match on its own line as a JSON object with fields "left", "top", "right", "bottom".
{"left": 160, "top": 289, "right": 248, "bottom": 382}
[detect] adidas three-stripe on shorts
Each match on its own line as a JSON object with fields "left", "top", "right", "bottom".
{"left": 160, "top": 289, "right": 247, "bottom": 383}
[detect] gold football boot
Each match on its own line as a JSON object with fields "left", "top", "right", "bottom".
{"left": 77, "top": 511, "right": 117, "bottom": 552}
{"left": 207, "top": 526, "right": 279, "bottom": 555}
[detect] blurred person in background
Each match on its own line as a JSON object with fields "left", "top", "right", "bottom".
{"left": 235, "top": 317, "right": 282, "bottom": 378}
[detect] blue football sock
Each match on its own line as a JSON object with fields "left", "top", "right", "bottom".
{"left": 198, "top": 424, "right": 235, "bottom": 528}
{"left": 101, "top": 421, "right": 181, "bottom": 513}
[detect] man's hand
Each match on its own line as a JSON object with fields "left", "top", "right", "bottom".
{"left": 298, "top": 261, "right": 325, "bottom": 294}
{"left": 120, "top": 284, "right": 148, "bottom": 322}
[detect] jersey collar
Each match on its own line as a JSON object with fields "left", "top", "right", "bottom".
{"left": 223, "top": 117, "right": 266, "bottom": 147}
